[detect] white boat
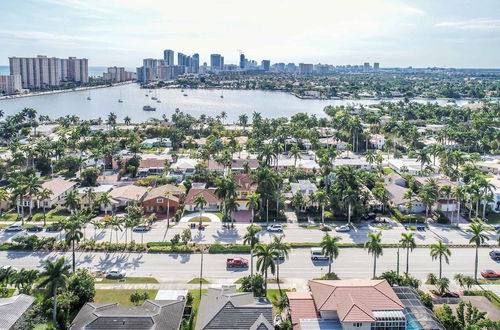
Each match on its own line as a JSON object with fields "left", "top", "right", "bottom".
{"left": 157, "top": 100, "right": 161, "bottom": 103}
{"left": 87, "top": 91, "right": 91, "bottom": 100}
{"left": 143, "top": 105, "right": 156, "bottom": 111}
{"left": 183, "top": 93, "right": 188, "bottom": 97}
{"left": 118, "top": 89, "right": 123, "bottom": 103}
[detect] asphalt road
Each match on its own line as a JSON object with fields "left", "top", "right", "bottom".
{"left": 1, "top": 247, "right": 498, "bottom": 289}
{"left": 1, "top": 222, "right": 498, "bottom": 246}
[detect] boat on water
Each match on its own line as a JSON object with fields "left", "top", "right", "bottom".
{"left": 87, "top": 91, "right": 91, "bottom": 100}
{"left": 156, "top": 100, "right": 161, "bottom": 103}
{"left": 183, "top": 93, "right": 188, "bottom": 96}
{"left": 118, "top": 90, "right": 123, "bottom": 103}
{"left": 118, "top": 99, "right": 123, "bottom": 103}
{"left": 181, "top": 89, "right": 184, "bottom": 92}
{"left": 151, "top": 97, "right": 157, "bottom": 100}
{"left": 143, "top": 105, "right": 156, "bottom": 111}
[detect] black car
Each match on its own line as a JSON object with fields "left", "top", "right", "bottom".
{"left": 489, "top": 250, "right": 500, "bottom": 260}
{"left": 442, "top": 292, "right": 459, "bottom": 298}
{"left": 27, "top": 225, "right": 43, "bottom": 232}
{"left": 363, "top": 212, "right": 377, "bottom": 220}
{"left": 45, "top": 225, "right": 60, "bottom": 232}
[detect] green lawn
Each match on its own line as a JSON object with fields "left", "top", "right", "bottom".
{"left": 476, "top": 279, "right": 500, "bottom": 285}
{"left": 486, "top": 213, "right": 500, "bottom": 224}
{"left": 188, "top": 289, "right": 208, "bottom": 329}
{"left": 382, "top": 167, "right": 395, "bottom": 174}
{"left": 0, "top": 213, "right": 20, "bottom": 222}
{"left": 94, "top": 289, "right": 159, "bottom": 306}
{"left": 99, "top": 277, "right": 159, "bottom": 284}
{"left": 188, "top": 278, "right": 210, "bottom": 284}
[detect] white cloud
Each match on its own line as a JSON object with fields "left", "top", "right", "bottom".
{"left": 436, "top": 18, "right": 500, "bottom": 31}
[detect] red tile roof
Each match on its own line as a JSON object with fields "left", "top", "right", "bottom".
{"left": 286, "top": 292, "right": 319, "bottom": 330}
{"left": 233, "top": 173, "right": 257, "bottom": 192}
{"left": 185, "top": 188, "right": 221, "bottom": 205}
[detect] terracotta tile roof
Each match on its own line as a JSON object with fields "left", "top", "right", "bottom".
{"left": 233, "top": 173, "right": 257, "bottom": 192}
{"left": 414, "top": 177, "right": 457, "bottom": 188}
{"left": 185, "top": 188, "right": 221, "bottom": 205}
{"left": 286, "top": 292, "right": 319, "bottom": 330}
{"left": 139, "top": 158, "right": 167, "bottom": 169}
{"left": 308, "top": 280, "right": 404, "bottom": 323}
{"left": 41, "top": 178, "right": 76, "bottom": 200}
{"left": 143, "top": 184, "right": 183, "bottom": 202}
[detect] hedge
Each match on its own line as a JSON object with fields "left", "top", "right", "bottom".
{"left": 463, "top": 290, "right": 500, "bottom": 309}
{"left": 391, "top": 208, "right": 425, "bottom": 223}
{"left": 149, "top": 245, "right": 196, "bottom": 253}
{"left": 208, "top": 243, "right": 252, "bottom": 254}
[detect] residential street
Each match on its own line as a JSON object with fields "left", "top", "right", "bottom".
{"left": 1, "top": 247, "right": 498, "bottom": 290}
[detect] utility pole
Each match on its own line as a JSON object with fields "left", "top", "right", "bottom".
{"left": 396, "top": 244, "right": 400, "bottom": 277}
{"left": 199, "top": 244, "right": 205, "bottom": 297}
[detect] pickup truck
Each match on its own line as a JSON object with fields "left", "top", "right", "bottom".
{"left": 226, "top": 257, "right": 249, "bottom": 268}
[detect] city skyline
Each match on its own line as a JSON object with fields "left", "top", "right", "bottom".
{"left": 0, "top": 0, "right": 499, "bottom": 68}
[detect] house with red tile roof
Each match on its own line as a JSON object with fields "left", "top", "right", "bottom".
{"left": 232, "top": 173, "right": 257, "bottom": 210}
{"left": 287, "top": 280, "right": 406, "bottom": 330}
{"left": 184, "top": 188, "right": 221, "bottom": 212}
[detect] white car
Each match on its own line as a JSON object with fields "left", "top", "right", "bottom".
{"left": 106, "top": 269, "right": 126, "bottom": 279}
{"left": 267, "top": 224, "right": 283, "bottom": 232}
{"left": 335, "top": 225, "right": 350, "bottom": 232}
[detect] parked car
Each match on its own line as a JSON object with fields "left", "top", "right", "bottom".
{"left": 495, "top": 225, "right": 500, "bottom": 231}
{"left": 310, "top": 247, "right": 329, "bottom": 260}
{"left": 442, "top": 292, "right": 459, "bottom": 298}
{"left": 27, "top": 225, "right": 43, "bottom": 232}
{"left": 335, "top": 225, "right": 350, "bottom": 232}
{"left": 46, "top": 225, "right": 60, "bottom": 232}
{"left": 481, "top": 269, "right": 500, "bottom": 279}
{"left": 106, "top": 269, "right": 126, "bottom": 279}
{"left": 133, "top": 225, "right": 151, "bottom": 232}
{"left": 226, "top": 257, "right": 249, "bottom": 268}
{"left": 363, "top": 212, "right": 376, "bottom": 220}
{"left": 489, "top": 250, "right": 500, "bottom": 260}
{"left": 267, "top": 224, "right": 283, "bottom": 232}
{"left": 5, "top": 225, "right": 23, "bottom": 232}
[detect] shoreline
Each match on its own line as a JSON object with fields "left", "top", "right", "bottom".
{"left": 0, "top": 81, "right": 133, "bottom": 101}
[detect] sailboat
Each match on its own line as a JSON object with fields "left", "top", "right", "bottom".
{"left": 220, "top": 90, "right": 224, "bottom": 98}
{"left": 151, "top": 89, "right": 158, "bottom": 100}
{"left": 87, "top": 90, "right": 91, "bottom": 100}
{"left": 118, "top": 89, "right": 123, "bottom": 103}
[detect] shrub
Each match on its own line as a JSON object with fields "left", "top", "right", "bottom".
{"left": 240, "top": 274, "right": 265, "bottom": 297}
{"left": 208, "top": 244, "right": 251, "bottom": 254}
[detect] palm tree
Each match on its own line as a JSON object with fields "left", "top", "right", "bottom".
{"left": 416, "top": 149, "right": 431, "bottom": 171}
{"left": 403, "top": 189, "right": 416, "bottom": 214}
{"left": 83, "top": 188, "right": 96, "bottom": 211}
{"left": 320, "top": 234, "right": 342, "bottom": 274}
{"left": 429, "top": 240, "right": 451, "bottom": 279}
{"left": 243, "top": 225, "right": 260, "bottom": 276}
{"left": 270, "top": 235, "right": 290, "bottom": 290}
{"left": 255, "top": 244, "right": 278, "bottom": 295}
{"left": 467, "top": 222, "right": 488, "bottom": 281}
{"left": 124, "top": 116, "right": 131, "bottom": 125}
{"left": 63, "top": 217, "right": 83, "bottom": 272}
{"left": 37, "top": 258, "right": 71, "bottom": 326}
{"left": 37, "top": 188, "right": 52, "bottom": 226}
{"left": 440, "top": 185, "right": 452, "bottom": 214}
{"left": 0, "top": 189, "right": 10, "bottom": 217}
{"left": 400, "top": 232, "right": 416, "bottom": 274}
{"left": 108, "top": 215, "right": 123, "bottom": 243}
{"left": 64, "top": 190, "right": 80, "bottom": 215}
{"left": 164, "top": 191, "right": 172, "bottom": 227}
{"left": 453, "top": 186, "right": 466, "bottom": 225}
{"left": 246, "top": 192, "right": 260, "bottom": 224}
{"left": 25, "top": 174, "right": 41, "bottom": 216}
{"left": 365, "top": 232, "right": 383, "bottom": 279}
{"left": 194, "top": 195, "right": 207, "bottom": 227}
{"left": 289, "top": 144, "right": 301, "bottom": 166}
{"left": 315, "top": 190, "right": 329, "bottom": 225}
{"left": 98, "top": 192, "right": 112, "bottom": 215}
{"left": 225, "top": 197, "right": 239, "bottom": 226}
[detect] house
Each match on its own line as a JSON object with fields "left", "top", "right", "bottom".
{"left": 142, "top": 184, "right": 184, "bottom": 214}
{"left": 140, "top": 138, "right": 172, "bottom": 148}
{"left": 369, "top": 134, "right": 385, "bottom": 150}
{"left": 25, "top": 178, "right": 77, "bottom": 210}
{"left": 138, "top": 158, "right": 168, "bottom": 177}
{"left": 485, "top": 176, "right": 500, "bottom": 213}
{"left": 232, "top": 173, "right": 257, "bottom": 210}
{"left": 414, "top": 177, "right": 458, "bottom": 212}
{"left": 0, "top": 294, "right": 35, "bottom": 330}
{"left": 31, "top": 124, "right": 59, "bottom": 136}
{"left": 169, "top": 158, "right": 199, "bottom": 180}
{"left": 384, "top": 173, "right": 425, "bottom": 213}
{"left": 287, "top": 280, "right": 406, "bottom": 330}
{"left": 207, "top": 159, "right": 259, "bottom": 173}
{"left": 108, "top": 185, "right": 148, "bottom": 211}
{"left": 184, "top": 188, "right": 221, "bottom": 212}
{"left": 275, "top": 155, "right": 320, "bottom": 172}
{"left": 387, "top": 158, "right": 425, "bottom": 176}
{"left": 332, "top": 157, "right": 377, "bottom": 171}
{"left": 77, "top": 185, "right": 114, "bottom": 209}
{"left": 476, "top": 159, "right": 500, "bottom": 175}
{"left": 70, "top": 299, "right": 185, "bottom": 330}
{"left": 196, "top": 285, "right": 273, "bottom": 330}
{"left": 318, "top": 137, "right": 347, "bottom": 150}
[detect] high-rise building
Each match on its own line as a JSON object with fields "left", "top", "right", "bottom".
{"left": 191, "top": 53, "right": 200, "bottom": 73}
{"left": 261, "top": 60, "right": 270, "bottom": 71}
{"left": 363, "top": 62, "right": 370, "bottom": 72}
{"left": 103, "top": 67, "right": 126, "bottom": 82}
{"left": 68, "top": 57, "right": 89, "bottom": 83}
{"left": 0, "top": 75, "right": 22, "bottom": 95}
{"left": 373, "top": 62, "right": 380, "bottom": 72}
{"left": 210, "top": 54, "right": 224, "bottom": 71}
{"left": 239, "top": 54, "right": 246, "bottom": 69}
{"left": 298, "top": 63, "right": 313, "bottom": 74}
{"left": 163, "top": 49, "right": 174, "bottom": 66}
{"left": 286, "top": 63, "right": 297, "bottom": 73}
{"left": 9, "top": 55, "right": 66, "bottom": 89}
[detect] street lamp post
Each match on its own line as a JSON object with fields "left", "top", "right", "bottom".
{"left": 396, "top": 244, "right": 400, "bottom": 277}
{"left": 199, "top": 244, "right": 205, "bottom": 297}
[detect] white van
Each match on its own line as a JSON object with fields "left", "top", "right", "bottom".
{"left": 310, "top": 247, "right": 329, "bottom": 260}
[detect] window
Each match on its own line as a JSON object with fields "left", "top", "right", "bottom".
{"left": 156, "top": 198, "right": 164, "bottom": 204}
{"left": 43, "top": 201, "right": 49, "bottom": 207}
{"left": 353, "top": 322, "right": 362, "bottom": 327}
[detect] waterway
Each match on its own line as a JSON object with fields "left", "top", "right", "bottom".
{"left": 0, "top": 83, "right": 467, "bottom": 123}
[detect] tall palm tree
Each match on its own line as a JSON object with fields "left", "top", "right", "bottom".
{"left": 403, "top": 189, "right": 416, "bottom": 214}
{"left": 315, "top": 190, "right": 329, "bottom": 225}
{"left": 37, "top": 188, "right": 52, "bottom": 226}
{"left": 243, "top": 225, "right": 260, "bottom": 276}
{"left": 255, "top": 244, "right": 278, "bottom": 295}
{"left": 365, "top": 232, "right": 383, "bottom": 279}
{"left": 164, "top": 191, "right": 172, "bottom": 227}
{"left": 270, "top": 235, "right": 290, "bottom": 290}
{"left": 63, "top": 217, "right": 83, "bottom": 272}
{"left": 289, "top": 144, "right": 301, "bottom": 166}
{"left": 416, "top": 149, "right": 431, "bottom": 171}
{"left": 400, "top": 232, "right": 416, "bottom": 274}
{"left": 194, "top": 195, "right": 207, "bottom": 227}
{"left": 98, "top": 192, "right": 112, "bottom": 215}
{"left": 246, "top": 192, "right": 260, "bottom": 224}
{"left": 467, "top": 222, "right": 488, "bottom": 281}
{"left": 64, "top": 190, "right": 80, "bottom": 215}
{"left": 320, "top": 234, "right": 342, "bottom": 274}
{"left": 83, "top": 188, "right": 96, "bottom": 211}
{"left": 37, "top": 258, "right": 71, "bottom": 326}
{"left": 25, "top": 174, "right": 41, "bottom": 216}
{"left": 429, "top": 240, "right": 451, "bottom": 279}
{"left": 453, "top": 186, "right": 466, "bottom": 225}
{"left": 225, "top": 197, "right": 239, "bottom": 226}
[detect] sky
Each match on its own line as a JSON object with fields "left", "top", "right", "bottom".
{"left": 0, "top": 0, "right": 499, "bottom": 68}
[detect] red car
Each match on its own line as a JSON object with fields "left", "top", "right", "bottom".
{"left": 481, "top": 270, "right": 500, "bottom": 279}
{"left": 226, "top": 257, "right": 249, "bottom": 268}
